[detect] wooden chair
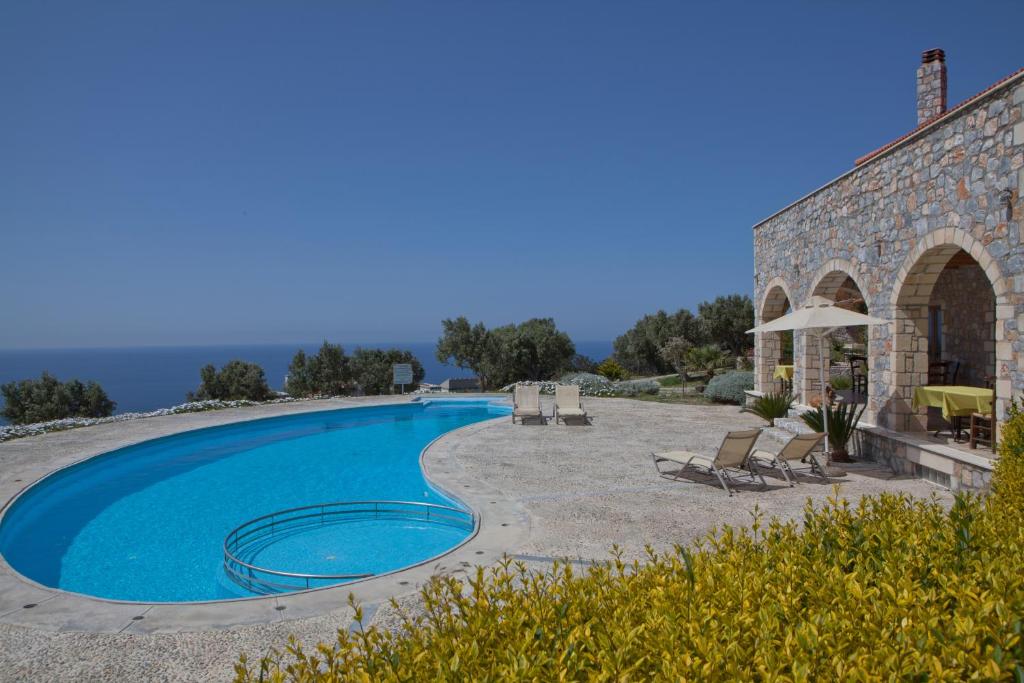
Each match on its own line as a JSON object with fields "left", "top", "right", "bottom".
{"left": 928, "top": 360, "right": 965, "bottom": 439}
{"left": 928, "top": 360, "right": 952, "bottom": 385}
{"left": 969, "top": 376, "right": 997, "bottom": 453}
{"left": 848, "top": 354, "right": 868, "bottom": 395}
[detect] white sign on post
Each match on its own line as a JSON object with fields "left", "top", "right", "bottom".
{"left": 393, "top": 363, "right": 414, "bottom": 393}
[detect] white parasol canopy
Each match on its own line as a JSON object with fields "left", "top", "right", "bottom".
{"left": 747, "top": 296, "right": 890, "bottom": 464}
{"left": 748, "top": 296, "right": 890, "bottom": 333}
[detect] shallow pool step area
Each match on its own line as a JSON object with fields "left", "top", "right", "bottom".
{"left": 223, "top": 500, "right": 476, "bottom": 595}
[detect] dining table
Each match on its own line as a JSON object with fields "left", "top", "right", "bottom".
{"left": 912, "top": 385, "right": 993, "bottom": 421}
{"left": 772, "top": 364, "right": 794, "bottom": 381}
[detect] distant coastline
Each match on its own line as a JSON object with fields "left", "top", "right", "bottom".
{"left": 0, "top": 341, "right": 613, "bottom": 422}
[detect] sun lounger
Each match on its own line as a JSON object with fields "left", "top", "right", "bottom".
{"left": 553, "top": 385, "right": 587, "bottom": 424}
{"left": 512, "top": 384, "right": 543, "bottom": 424}
{"left": 652, "top": 428, "right": 764, "bottom": 496}
{"left": 749, "top": 432, "right": 828, "bottom": 485}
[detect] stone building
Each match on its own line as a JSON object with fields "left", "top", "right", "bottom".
{"left": 753, "top": 49, "right": 1023, "bottom": 489}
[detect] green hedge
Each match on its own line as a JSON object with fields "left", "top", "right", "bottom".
{"left": 237, "top": 407, "right": 1024, "bottom": 681}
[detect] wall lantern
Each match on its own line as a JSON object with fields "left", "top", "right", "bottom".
{"left": 1001, "top": 189, "right": 1014, "bottom": 220}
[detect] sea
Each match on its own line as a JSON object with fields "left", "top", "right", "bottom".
{"left": 0, "top": 341, "right": 613, "bottom": 422}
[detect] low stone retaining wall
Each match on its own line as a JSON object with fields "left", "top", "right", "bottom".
{"left": 854, "top": 425, "right": 994, "bottom": 492}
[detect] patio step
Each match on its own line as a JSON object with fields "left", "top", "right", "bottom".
{"left": 773, "top": 416, "right": 816, "bottom": 435}
{"left": 761, "top": 426, "right": 798, "bottom": 446}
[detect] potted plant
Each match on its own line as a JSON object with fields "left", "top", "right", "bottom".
{"left": 800, "top": 401, "right": 867, "bottom": 463}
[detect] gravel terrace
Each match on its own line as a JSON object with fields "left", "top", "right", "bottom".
{"left": 0, "top": 396, "right": 952, "bottom": 682}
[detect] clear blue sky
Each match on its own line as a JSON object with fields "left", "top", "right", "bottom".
{"left": 2, "top": 1, "right": 1021, "bottom": 349}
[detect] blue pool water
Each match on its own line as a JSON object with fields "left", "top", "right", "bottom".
{"left": 0, "top": 399, "right": 509, "bottom": 602}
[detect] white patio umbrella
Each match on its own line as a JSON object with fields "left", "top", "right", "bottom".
{"left": 747, "top": 296, "right": 890, "bottom": 463}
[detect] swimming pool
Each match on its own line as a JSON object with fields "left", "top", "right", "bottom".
{"left": 0, "top": 399, "right": 509, "bottom": 603}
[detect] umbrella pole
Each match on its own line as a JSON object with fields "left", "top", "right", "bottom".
{"left": 819, "top": 331, "right": 831, "bottom": 464}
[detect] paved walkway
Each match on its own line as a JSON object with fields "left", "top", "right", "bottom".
{"left": 0, "top": 397, "right": 951, "bottom": 681}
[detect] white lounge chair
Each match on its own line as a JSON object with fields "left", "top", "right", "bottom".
{"left": 749, "top": 432, "right": 828, "bottom": 485}
{"left": 512, "top": 384, "right": 543, "bottom": 424}
{"left": 652, "top": 428, "right": 764, "bottom": 496}
{"left": 553, "top": 385, "right": 587, "bottom": 424}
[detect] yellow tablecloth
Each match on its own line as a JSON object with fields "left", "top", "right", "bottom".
{"left": 912, "top": 385, "right": 993, "bottom": 420}
{"left": 772, "top": 365, "right": 794, "bottom": 380}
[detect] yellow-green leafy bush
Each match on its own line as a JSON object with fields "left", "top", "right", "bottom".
{"left": 237, "top": 413, "right": 1024, "bottom": 681}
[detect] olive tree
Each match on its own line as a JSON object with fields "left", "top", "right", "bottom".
{"left": 612, "top": 309, "right": 703, "bottom": 375}
{"left": 350, "top": 348, "right": 424, "bottom": 395}
{"left": 659, "top": 337, "right": 693, "bottom": 380}
{"left": 1, "top": 372, "right": 116, "bottom": 424}
{"left": 286, "top": 342, "right": 351, "bottom": 397}
{"left": 436, "top": 317, "right": 576, "bottom": 389}
{"left": 188, "top": 360, "right": 272, "bottom": 401}
{"left": 697, "top": 294, "right": 755, "bottom": 356}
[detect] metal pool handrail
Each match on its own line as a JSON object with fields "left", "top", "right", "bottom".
{"left": 222, "top": 500, "right": 476, "bottom": 595}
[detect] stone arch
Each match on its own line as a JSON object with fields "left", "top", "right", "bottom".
{"left": 885, "top": 231, "right": 1009, "bottom": 433}
{"left": 755, "top": 277, "right": 794, "bottom": 393}
{"left": 809, "top": 258, "right": 872, "bottom": 310}
{"left": 891, "top": 232, "right": 1010, "bottom": 309}
{"left": 799, "top": 260, "right": 873, "bottom": 410}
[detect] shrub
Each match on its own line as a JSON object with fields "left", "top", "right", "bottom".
{"left": 595, "top": 358, "right": 628, "bottom": 381}
{"left": 703, "top": 370, "right": 753, "bottom": 404}
{"left": 1, "top": 372, "right": 115, "bottom": 424}
{"left": 830, "top": 374, "right": 853, "bottom": 390}
{"left": 238, "top": 410, "right": 1024, "bottom": 680}
{"left": 527, "top": 373, "right": 612, "bottom": 396}
{"left": 611, "top": 379, "right": 660, "bottom": 396}
{"left": 744, "top": 391, "right": 793, "bottom": 426}
{"left": 188, "top": 361, "right": 272, "bottom": 402}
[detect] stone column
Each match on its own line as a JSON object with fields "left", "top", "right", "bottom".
{"left": 756, "top": 331, "right": 782, "bottom": 393}
{"left": 800, "top": 329, "right": 828, "bottom": 406}
{"left": 889, "top": 305, "right": 930, "bottom": 432}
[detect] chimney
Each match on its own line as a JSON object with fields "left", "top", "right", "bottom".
{"left": 916, "top": 48, "right": 947, "bottom": 125}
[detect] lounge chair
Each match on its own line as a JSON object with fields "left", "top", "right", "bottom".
{"left": 652, "top": 428, "right": 764, "bottom": 496}
{"left": 553, "top": 385, "right": 587, "bottom": 424}
{"left": 749, "top": 432, "right": 828, "bottom": 486}
{"left": 512, "top": 384, "right": 543, "bottom": 424}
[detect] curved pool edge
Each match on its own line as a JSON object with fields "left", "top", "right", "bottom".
{"left": 0, "top": 395, "right": 530, "bottom": 633}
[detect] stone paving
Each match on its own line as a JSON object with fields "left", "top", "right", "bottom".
{"left": 0, "top": 397, "right": 952, "bottom": 682}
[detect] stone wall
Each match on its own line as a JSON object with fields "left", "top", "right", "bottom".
{"left": 854, "top": 427, "right": 993, "bottom": 492}
{"left": 754, "top": 72, "right": 1024, "bottom": 436}
{"left": 929, "top": 262, "right": 996, "bottom": 387}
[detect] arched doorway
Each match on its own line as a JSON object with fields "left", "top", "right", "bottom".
{"left": 756, "top": 282, "right": 793, "bottom": 394}
{"left": 887, "top": 242, "right": 1001, "bottom": 433}
{"left": 802, "top": 268, "right": 870, "bottom": 407}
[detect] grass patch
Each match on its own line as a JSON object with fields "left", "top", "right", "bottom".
{"left": 622, "top": 390, "right": 711, "bottom": 405}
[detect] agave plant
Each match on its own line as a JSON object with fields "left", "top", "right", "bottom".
{"left": 744, "top": 391, "right": 794, "bottom": 427}
{"left": 800, "top": 401, "right": 867, "bottom": 462}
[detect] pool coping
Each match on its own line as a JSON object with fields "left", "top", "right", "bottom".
{"left": 0, "top": 396, "right": 530, "bottom": 633}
